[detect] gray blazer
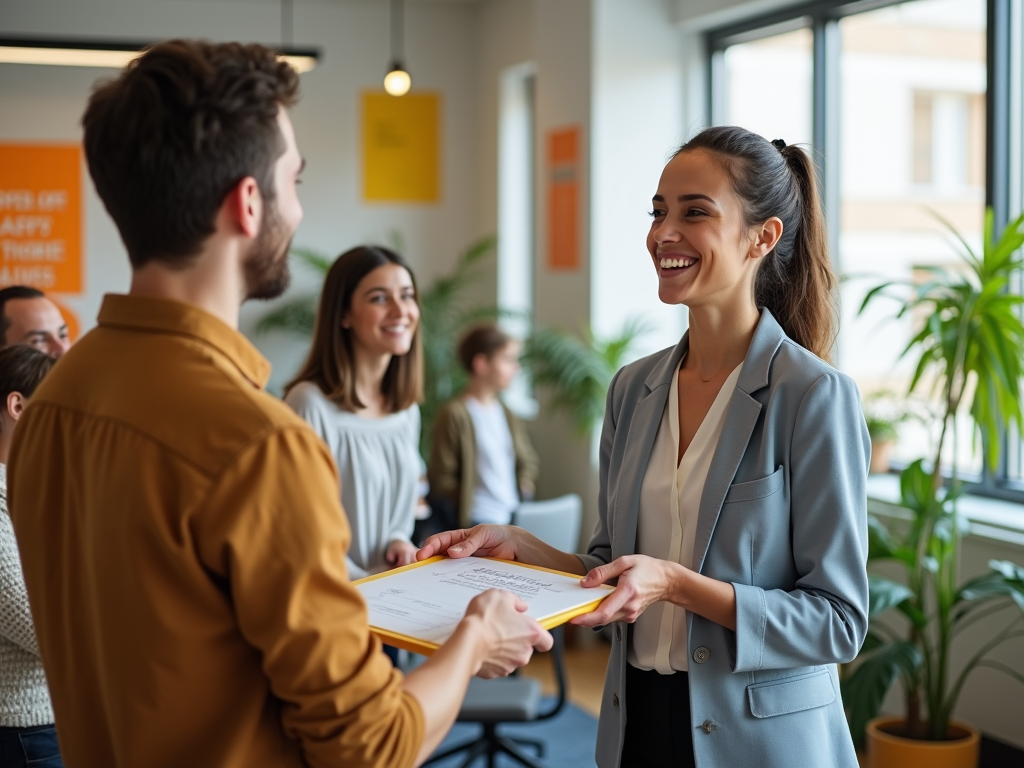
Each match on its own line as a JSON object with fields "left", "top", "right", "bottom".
{"left": 579, "top": 309, "right": 870, "bottom": 768}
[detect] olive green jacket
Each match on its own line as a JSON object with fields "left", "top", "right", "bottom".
{"left": 427, "top": 397, "right": 539, "bottom": 527}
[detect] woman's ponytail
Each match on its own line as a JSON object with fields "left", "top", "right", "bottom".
{"left": 772, "top": 145, "right": 837, "bottom": 360}
{"left": 675, "top": 127, "right": 838, "bottom": 361}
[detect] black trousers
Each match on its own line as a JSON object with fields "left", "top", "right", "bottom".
{"left": 621, "top": 664, "right": 697, "bottom": 768}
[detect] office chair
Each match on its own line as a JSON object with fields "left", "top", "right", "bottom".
{"left": 425, "top": 494, "right": 583, "bottom": 768}
{"left": 424, "top": 627, "right": 568, "bottom": 768}
{"left": 512, "top": 494, "right": 583, "bottom": 553}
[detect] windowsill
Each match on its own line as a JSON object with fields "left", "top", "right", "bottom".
{"left": 867, "top": 473, "right": 1024, "bottom": 547}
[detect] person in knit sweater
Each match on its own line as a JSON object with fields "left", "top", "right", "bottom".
{"left": 0, "top": 344, "right": 60, "bottom": 768}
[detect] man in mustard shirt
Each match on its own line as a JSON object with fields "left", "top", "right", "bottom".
{"left": 8, "top": 40, "right": 551, "bottom": 768}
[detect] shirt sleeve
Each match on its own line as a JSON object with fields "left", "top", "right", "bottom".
{"left": 579, "top": 368, "right": 624, "bottom": 573}
{"left": 197, "top": 426, "right": 423, "bottom": 768}
{"left": 731, "top": 372, "right": 871, "bottom": 671}
{"left": 426, "top": 403, "right": 462, "bottom": 506}
{"left": 0, "top": 510, "right": 40, "bottom": 656}
{"left": 284, "top": 383, "right": 328, "bottom": 438}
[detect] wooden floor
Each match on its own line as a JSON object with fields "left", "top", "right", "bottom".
{"left": 520, "top": 634, "right": 611, "bottom": 717}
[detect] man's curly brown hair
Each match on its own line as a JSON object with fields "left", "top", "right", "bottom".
{"left": 82, "top": 40, "right": 300, "bottom": 268}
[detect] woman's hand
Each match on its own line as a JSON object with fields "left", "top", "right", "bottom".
{"left": 417, "top": 525, "right": 524, "bottom": 562}
{"left": 386, "top": 540, "right": 419, "bottom": 568}
{"left": 571, "top": 555, "right": 679, "bottom": 627}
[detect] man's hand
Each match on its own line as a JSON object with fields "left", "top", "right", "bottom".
{"left": 462, "top": 589, "right": 553, "bottom": 678}
{"left": 386, "top": 540, "right": 418, "bottom": 568}
{"left": 570, "top": 555, "right": 675, "bottom": 627}
{"left": 417, "top": 525, "right": 523, "bottom": 562}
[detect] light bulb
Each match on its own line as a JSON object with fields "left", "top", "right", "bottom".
{"left": 384, "top": 65, "right": 411, "bottom": 96}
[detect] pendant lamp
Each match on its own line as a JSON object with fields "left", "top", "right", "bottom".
{"left": 383, "top": 0, "right": 411, "bottom": 96}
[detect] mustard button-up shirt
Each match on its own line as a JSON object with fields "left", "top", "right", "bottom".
{"left": 9, "top": 294, "right": 423, "bottom": 768}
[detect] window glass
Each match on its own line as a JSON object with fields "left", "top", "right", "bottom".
{"left": 714, "top": 25, "right": 813, "bottom": 147}
{"left": 838, "top": 0, "right": 987, "bottom": 476}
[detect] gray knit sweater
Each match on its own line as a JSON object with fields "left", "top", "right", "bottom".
{"left": 0, "top": 463, "right": 55, "bottom": 726}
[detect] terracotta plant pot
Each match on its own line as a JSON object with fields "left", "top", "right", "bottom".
{"left": 869, "top": 439, "right": 895, "bottom": 474}
{"left": 866, "top": 716, "right": 980, "bottom": 768}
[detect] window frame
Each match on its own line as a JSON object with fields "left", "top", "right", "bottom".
{"left": 705, "top": 0, "right": 1024, "bottom": 504}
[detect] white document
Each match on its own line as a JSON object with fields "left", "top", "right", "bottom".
{"left": 355, "top": 557, "right": 613, "bottom": 645}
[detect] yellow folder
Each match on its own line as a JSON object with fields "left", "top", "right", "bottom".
{"left": 352, "top": 556, "right": 612, "bottom": 656}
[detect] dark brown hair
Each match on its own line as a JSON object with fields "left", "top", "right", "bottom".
{"left": 0, "top": 286, "right": 45, "bottom": 345}
{"left": 0, "top": 345, "right": 56, "bottom": 404}
{"left": 458, "top": 324, "right": 515, "bottom": 373}
{"left": 82, "top": 40, "right": 300, "bottom": 269}
{"left": 675, "top": 126, "right": 837, "bottom": 360}
{"left": 285, "top": 246, "right": 423, "bottom": 412}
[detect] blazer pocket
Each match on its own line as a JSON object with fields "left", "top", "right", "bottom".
{"left": 747, "top": 669, "right": 835, "bottom": 719}
{"left": 724, "top": 465, "right": 784, "bottom": 504}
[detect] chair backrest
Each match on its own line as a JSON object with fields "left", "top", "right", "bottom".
{"left": 512, "top": 493, "right": 582, "bottom": 554}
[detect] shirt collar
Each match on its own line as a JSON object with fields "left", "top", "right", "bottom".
{"left": 96, "top": 294, "right": 272, "bottom": 389}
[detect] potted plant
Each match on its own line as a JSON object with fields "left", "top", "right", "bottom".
{"left": 846, "top": 208, "right": 1024, "bottom": 768}
{"left": 862, "top": 391, "right": 913, "bottom": 474}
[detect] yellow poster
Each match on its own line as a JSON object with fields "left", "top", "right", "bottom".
{"left": 0, "top": 144, "right": 82, "bottom": 293}
{"left": 362, "top": 92, "right": 440, "bottom": 202}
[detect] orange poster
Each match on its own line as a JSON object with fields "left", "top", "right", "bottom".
{"left": 0, "top": 144, "right": 82, "bottom": 293}
{"left": 547, "top": 126, "right": 580, "bottom": 271}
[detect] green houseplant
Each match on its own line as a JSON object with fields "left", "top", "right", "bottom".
{"left": 845, "top": 208, "right": 1024, "bottom": 758}
{"left": 522, "top": 319, "right": 648, "bottom": 438}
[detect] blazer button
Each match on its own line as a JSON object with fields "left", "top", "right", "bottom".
{"left": 612, "top": 693, "right": 620, "bottom": 707}
{"left": 692, "top": 646, "right": 710, "bottom": 664}
{"left": 700, "top": 720, "right": 717, "bottom": 734}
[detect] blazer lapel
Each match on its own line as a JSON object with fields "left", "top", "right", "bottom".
{"left": 692, "top": 309, "right": 786, "bottom": 573}
{"left": 611, "top": 334, "right": 687, "bottom": 559}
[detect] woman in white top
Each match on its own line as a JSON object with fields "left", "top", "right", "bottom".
{"left": 285, "top": 245, "right": 422, "bottom": 588}
{"left": 420, "top": 127, "right": 869, "bottom": 768}
{"left": 0, "top": 344, "right": 63, "bottom": 768}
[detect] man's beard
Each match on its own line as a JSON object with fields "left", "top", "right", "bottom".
{"left": 244, "top": 200, "right": 293, "bottom": 301}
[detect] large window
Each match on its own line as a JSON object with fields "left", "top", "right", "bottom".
{"left": 709, "top": 0, "right": 1024, "bottom": 497}
{"left": 712, "top": 23, "right": 814, "bottom": 147}
{"left": 497, "top": 62, "right": 537, "bottom": 415}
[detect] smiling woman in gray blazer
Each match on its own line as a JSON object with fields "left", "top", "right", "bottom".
{"left": 420, "top": 126, "right": 870, "bottom": 768}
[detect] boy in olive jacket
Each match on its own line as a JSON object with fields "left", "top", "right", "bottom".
{"left": 428, "top": 325, "right": 539, "bottom": 529}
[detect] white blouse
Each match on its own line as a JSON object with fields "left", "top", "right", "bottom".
{"left": 284, "top": 381, "right": 420, "bottom": 580}
{"left": 629, "top": 355, "right": 743, "bottom": 674}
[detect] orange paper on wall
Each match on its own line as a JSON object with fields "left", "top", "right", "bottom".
{"left": 547, "top": 126, "right": 580, "bottom": 271}
{"left": 0, "top": 144, "right": 82, "bottom": 293}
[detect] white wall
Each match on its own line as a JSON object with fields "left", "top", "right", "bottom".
{"left": 591, "top": 0, "right": 687, "bottom": 357}
{"left": 0, "top": 0, "right": 484, "bottom": 392}
{"left": 475, "top": 0, "right": 599, "bottom": 542}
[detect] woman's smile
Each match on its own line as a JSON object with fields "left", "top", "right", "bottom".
{"left": 656, "top": 254, "right": 701, "bottom": 278}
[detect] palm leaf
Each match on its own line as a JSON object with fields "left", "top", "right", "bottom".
{"left": 523, "top": 319, "right": 649, "bottom": 436}
{"left": 842, "top": 640, "right": 922, "bottom": 749}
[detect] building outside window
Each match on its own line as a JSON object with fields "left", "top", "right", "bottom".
{"left": 712, "top": 0, "right": 995, "bottom": 484}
